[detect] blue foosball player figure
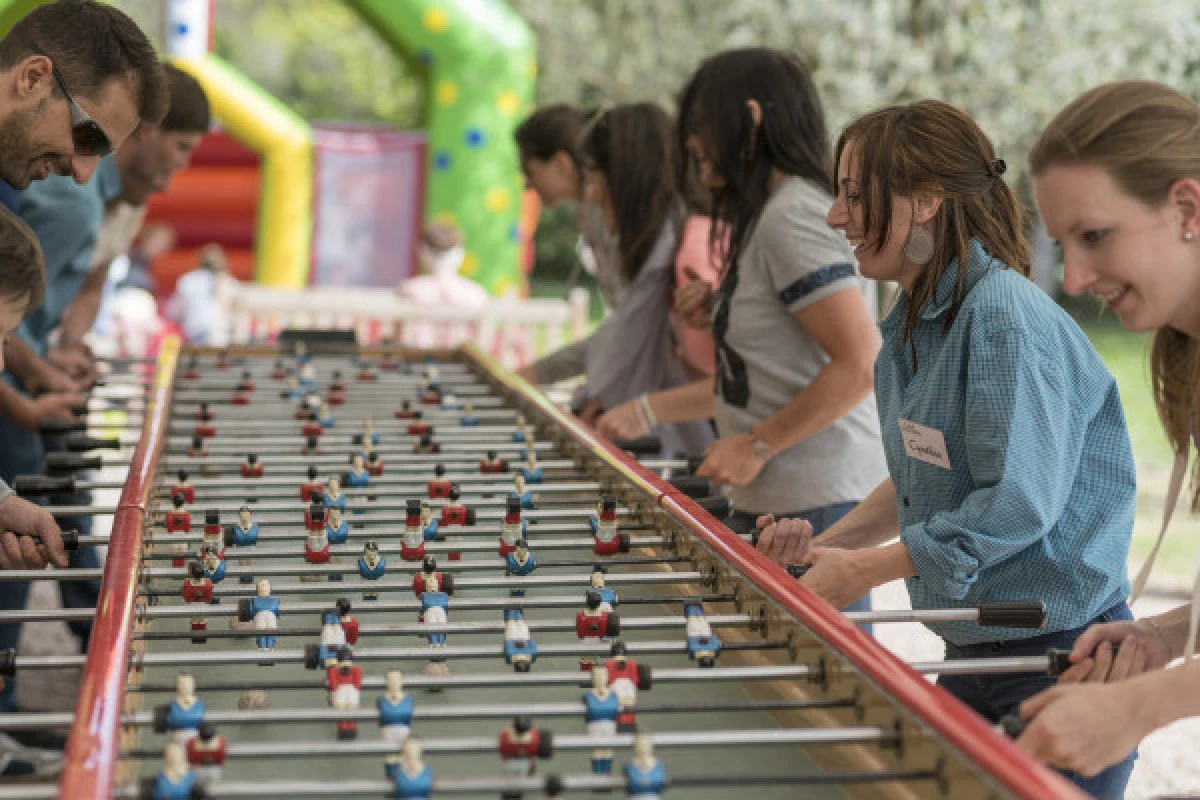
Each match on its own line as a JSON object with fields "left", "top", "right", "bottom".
{"left": 505, "top": 539, "right": 537, "bottom": 598}
{"left": 459, "top": 401, "right": 478, "bottom": 426}
{"left": 358, "top": 541, "right": 386, "bottom": 601}
{"left": 625, "top": 735, "right": 666, "bottom": 799}
{"left": 156, "top": 673, "right": 205, "bottom": 746}
{"left": 389, "top": 738, "right": 433, "bottom": 798}
{"left": 344, "top": 453, "right": 371, "bottom": 488}
{"left": 584, "top": 665, "right": 620, "bottom": 774}
{"left": 240, "top": 579, "right": 280, "bottom": 651}
{"left": 324, "top": 477, "right": 347, "bottom": 513}
{"left": 229, "top": 506, "right": 259, "bottom": 547}
{"left": 378, "top": 669, "right": 414, "bottom": 744}
{"left": 518, "top": 451, "right": 543, "bottom": 485}
{"left": 502, "top": 607, "right": 538, "bottom": 672}
{"left": 326, "top": 507, "right": 350, "bottom": 546}
{"left": 149, "top": 741, "right": 198, "bottom": 800}
{"left": 510, "top": 474, "right": 535, "bottom": 510}
{"left": 683, "top": 603, "right": 722, "bottom": 667}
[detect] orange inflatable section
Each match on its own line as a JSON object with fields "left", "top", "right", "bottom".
{"left": 144, "top": 131, "right": 259, "bottom": 296}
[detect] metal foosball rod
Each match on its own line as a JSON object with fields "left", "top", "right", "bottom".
{"left": 38, "top": 504, "right": 647, "bottom": 525}
{"left": 106, "top": 651, "right": 1075, "bottom": 695}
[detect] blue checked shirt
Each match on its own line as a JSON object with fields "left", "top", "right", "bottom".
{"left": 876, "top": 239, "right": 1134, "bottom": 646}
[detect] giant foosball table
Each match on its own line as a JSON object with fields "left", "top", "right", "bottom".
{"left": 0, "top": 336, "right": 1085, "bottom": 799}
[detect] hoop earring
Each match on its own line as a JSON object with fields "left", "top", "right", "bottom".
{"left": 904, "top": 226, "right": 935, "bottom": 265}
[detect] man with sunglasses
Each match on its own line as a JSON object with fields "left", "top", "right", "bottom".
{"left": 0, "top": 0, "right": 168, "bottom": 198}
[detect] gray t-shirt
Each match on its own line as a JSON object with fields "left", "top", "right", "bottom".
{"left": 712, "top": 176, "right": 888, "bottom": 513}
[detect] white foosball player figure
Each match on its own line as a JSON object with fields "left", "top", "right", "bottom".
{"left": 244, "top": 578, "right": 279, "bottom": 652}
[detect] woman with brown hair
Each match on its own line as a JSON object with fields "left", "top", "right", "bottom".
{"left": 759, "top": 99, "right": 1138, "bottom": 798}
{"left": 567, "top": 102, "right": 714, "bottom": 456}
{"left": 1012, "top": 80, "right": 1200, "bottom": 781}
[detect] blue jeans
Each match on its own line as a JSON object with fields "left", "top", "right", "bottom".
{"left": 938, "top": 602, "right": 1137, "bottom": 799}
{"left": 725, "top": 501, "right": 872, "bottom": 633}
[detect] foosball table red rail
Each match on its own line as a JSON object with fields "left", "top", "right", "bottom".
{"left": 56, "top": 340, "right": 1083, "bottom": 799}
{"left": 60, "top": 338, "right": 181, "bottom": 799}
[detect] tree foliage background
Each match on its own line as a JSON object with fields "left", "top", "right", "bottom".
{"left": 115, "top": 0, "right": 1200, "bottom": 284}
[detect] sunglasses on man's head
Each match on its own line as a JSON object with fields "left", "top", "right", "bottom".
{"left": 29, "top": 44, "right": 113, "bottom": 158}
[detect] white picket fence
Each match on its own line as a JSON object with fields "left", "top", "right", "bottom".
{"left": 219, "top": 284, "right": 591, "bottom": 368}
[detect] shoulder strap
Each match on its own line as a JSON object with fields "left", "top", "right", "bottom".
{"left": 1130, "top": 449, "right": 1188, "bottom": 603}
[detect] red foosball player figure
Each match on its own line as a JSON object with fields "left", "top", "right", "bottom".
{"left": 480, "top": 449, "right": 507, "bottom": 474}
{"left": 302, "top": 435, "right": 321, "bottom": 456}
{"left": 186, "top": 721, "right": 226, "bottom": 787}
{"left": 356, "top": 361, "right": 377, "bottom": 382}
{"left": 498, "top": 716, "right": 553, "bottom": 780}
{"left": 166, "top": 493, "right": 191, "bottom": 533}
{"left": 305, "top": 501, "right": 327, "bottom": 532}
{"left": 402, "top": 499, "right": 426, "bottom": 562}
{"left": 301, "top": 465, "right": 324, "bottom": 502}
{"left": 407, "top": 420, "right": 431, "bottom": 436}
{"left": 394, "top": 400, "right": 421, "bottom": 420}
{"left": 413, "top": 433, "right": 440, "bottom": 455}
{"left": 440, "top": 485, "right": 474, "bottom": 527}
{"left": 576, "top": 591, "right": 619, "bottom": 639}
{"left": 271, "top": 359, "right": 288, "bottom": 380}
{"left": 592, "top": 496, "right": 629, "bottom": 556}
{"left": 418, "top": 378, "right": 440, "bottom": 405}
{"left": 188, "top": 435, "right": 207, "bottom": 458}
{"left": 241, "top": 453, "right": 263, "bottom": 478}
{"left": 201, "top": 510, "right": 226, "bottom": 561}
{"left": 427, "top": 464, "right": 452, "bottom": 499}
{"left": 603, "top": 641, "right": 652, "bottom": 732}
{"left": 366, "top": 451, "right": 384, "bottom": 477}
{"left": 412, "top": 556, "right": 454, "bottom": 598}
{"left": 231, "top": 387, "right": 250, "bottom": 406}
{"left": 301, "top": 412, "right": 324, "bottom": 439}
{"left": 336, "top": 597, "right": 360, "bottom": 646}
{"left": 215, "top": 350, "right": 232, "bottom": 370}
{"left": 165, "top": 492, "right": 192, "bottom": 567}
{"left": 182, "top": 560, "right": 214, "bottom": 644}
{"left": 305, "top": 513, "right": 331, "bottom": 565}
{"left": 328, "top": 370, "right": 347, "bottom": 393}
{"left": 232, "top": 371, "right": 254, "bottom": 405}
{"left": 499, "top": 495, "right": 523, "bottom": 556}
{"left": 194, "top": 402, "right": 215, "bottom": 439}
{"left": 172, "top": 471, "right": 195, "bottom": 504}
{"left": 327, "top": 646, "right": 363, "bottom": 740}
{"left": 184, "top": 356, "right": 201, "bottom": 380}
{"left": 327, "top": 387, "right": 345, "bottom": 407}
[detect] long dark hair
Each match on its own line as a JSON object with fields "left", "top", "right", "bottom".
{"left": 577, "top": 102, "right": 682, "bottom": 284}
{"left": 677, "top": 47, "right": 832, "bottom": 273}
{"left": 835, "top": 101, "right": 1029, "bottom": 344}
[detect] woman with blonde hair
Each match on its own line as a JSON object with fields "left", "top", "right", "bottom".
{"left": 1014, "top": 80, "right": 1200, "bottom": 779}
{"left": 761, "top": 98, "right": 1139, "bottom": 798}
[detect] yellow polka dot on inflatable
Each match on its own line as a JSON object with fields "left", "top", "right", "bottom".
{"left": 496, "top": 89, "right": 520, "bottom": 116}
{"left": 491, "top": 275, "right": 518, "bottom": 296}
{"left": 460, "top": 251, "right": 480, "bottom": 277}
{"left": 423, "top": 8, "right": 449, "bottom": 33}
{"left": 436, "top": 79, "right": 459, "bottom": 106}
{"left": 433, "top": 210, "right": 458, "bottom": 229}
{"left": 524, "top": 58, "right": 538, "bottom": 79}
{"left": 484, "top": 186, "right": 512, "bottom": 214}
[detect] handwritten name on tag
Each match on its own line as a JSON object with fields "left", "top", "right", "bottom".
{"left": 899, "top": 419, "right": 951, "bottom": 470}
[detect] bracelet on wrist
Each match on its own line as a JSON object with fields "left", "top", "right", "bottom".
{"left": 636, "top": 393, "right": 657, "bottom": 431}
{"left": 1141, "top": 617, "right": 1174, "bottom": 655}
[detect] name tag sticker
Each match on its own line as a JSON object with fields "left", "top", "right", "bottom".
{"left": 899, "top": 419, "right": 951, "bottom": 470}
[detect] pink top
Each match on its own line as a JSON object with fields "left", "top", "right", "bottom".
{"left": 672, "top": 216, "right": 721, "bottom": 380}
